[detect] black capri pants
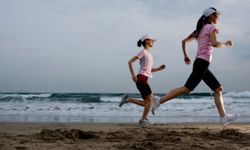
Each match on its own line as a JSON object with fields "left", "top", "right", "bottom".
{"left": 185, "top": 58, "right": 221, "bottom": 91}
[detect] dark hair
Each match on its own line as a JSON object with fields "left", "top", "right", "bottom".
{"left": 137, "top": 39, "right": 147, "bottom": 47}
{"left": 190, "top": 7, "right": 217, "bottom": 38}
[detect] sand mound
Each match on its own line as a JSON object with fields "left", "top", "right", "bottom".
{"left": 37, "top": 129, "right": 97, "bottom": 140}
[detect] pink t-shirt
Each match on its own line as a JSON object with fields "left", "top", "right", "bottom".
{"left": 136, "top": 49, "right": 153, "bottom": 78}
{"left": 196, "top": 24, "right": 219, "bottom": 62}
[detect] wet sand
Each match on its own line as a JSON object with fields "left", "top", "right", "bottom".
{"left": 0, "top": 123, "right": 250, "bottom": 150}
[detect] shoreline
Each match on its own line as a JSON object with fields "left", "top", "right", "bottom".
{"left": 1, "top": 115, "right": 250, "bottom": 124}
{"left": 0, "top": 123, "right": 250, "bottom": 150}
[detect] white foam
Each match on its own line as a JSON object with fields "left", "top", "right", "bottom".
{"left": 0, "top": 93, "right": 52, "bottom": 99}
{"left": 0, "top": 92, "right": 250, "bottom": 123}
{"left": 224, "top": 91, "right": 250, "bottom": 99}
{"left": 100, "top": 96, "right": 121, "bottom": 102}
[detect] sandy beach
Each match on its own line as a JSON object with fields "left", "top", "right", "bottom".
{"left": 0, "top": 123, "right": 249, "bottom": 150}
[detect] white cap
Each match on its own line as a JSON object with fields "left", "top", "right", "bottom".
{"left": 203, "top": 7, "right": 220, "bottom": 17}
{"left": 139, "top": 34, "right": 156, "bottom": 42}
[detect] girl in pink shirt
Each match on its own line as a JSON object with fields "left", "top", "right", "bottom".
{"left": 119, "top": 34, "right": 166, "bottom": 127}
{"left": 152, "top": 7, "right": 239, "bottom": 126}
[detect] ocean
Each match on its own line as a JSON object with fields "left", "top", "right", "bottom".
{"left": 0, "top": 91, "right": 250, "bottom": 124}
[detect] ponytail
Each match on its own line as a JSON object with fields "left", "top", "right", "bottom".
{"left": 137, "top": 39, "right": 147, "bottom": 47}
{"left": 190, "top": 15, "right": 211, "bottom": 38}
{"left": 137, "top": 40, "right": 142, "bottom": 47}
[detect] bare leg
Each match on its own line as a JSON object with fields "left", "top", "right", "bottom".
{"left": 142, "top": 94, "right": 153, "bottom": 120}
{"left": 127, "top": 98, "right": 145, "bottom": 107}
{"left": 214, "top": 86, "right": 226, "bottom": 117}
{"left": 160, "top": 86, "right": 191, "bottom": 104}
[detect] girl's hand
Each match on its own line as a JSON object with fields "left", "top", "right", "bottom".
{"left": 159, "top": 64, "right": 166, "bottom": 70}
{"left": 132, "top": 75, "right": 137, "bottom": 83}
{"left": 184, "top": 56, "right": 191, "bottom": 65}
{"left": 225, "top": 40, "right": 232, "bottom": 47}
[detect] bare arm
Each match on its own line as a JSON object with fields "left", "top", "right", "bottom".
{"left": 151, "top": 64, "right": 166, "bottom": 73}
{"left": 128, "top": 56, "right": 139, "bottom": 82}
{"left": 182, "top": 34, "right": 196, "bottom": 65}
{"left": 210, "top": 31, "right": 232, "bottom": 48}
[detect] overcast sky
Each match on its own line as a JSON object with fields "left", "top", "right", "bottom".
{"left": 0, "top": 0, "right": 250, "bottom": 93}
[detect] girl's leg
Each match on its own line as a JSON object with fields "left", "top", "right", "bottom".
{"left": 213, "top": 86, "right": 226, "bottom": 117}
{"left": 151, "top": 87, "right": 190, "bottom": 115}
{"left": 141, "top": 94, "right": 153, "bottom": 120}
{"left": 127, "top": 98, "right": 145, "bottom": 107}
{"left": 158, "top": 59, "right": 208, "bottom": 104}
{"left": 160, "top": 86, "right": 191, "bottom": 104}
{"left": 202, "top": 69, "right": 226, "bottom": 117}
{"left": 214, "top": 87, "right": 238, "bottom": 125}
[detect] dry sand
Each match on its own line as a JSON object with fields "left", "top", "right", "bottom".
{"left": 0, "top": 123, "right": 250, "bottom": 150}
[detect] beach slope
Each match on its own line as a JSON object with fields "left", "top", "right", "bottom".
{"left": 0, "top": 123, "right": 250, "bottom": 150}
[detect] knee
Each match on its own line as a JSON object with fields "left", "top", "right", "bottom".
{"left": 186, "top": 89, "right": 192, "bottom": 94}
{"left": 148, "top": 94, "right": 154, "bottom": 102}
{"left": 184, "top": 87, "right": 192, "bottom": 94}
{"left": 145, "top": 94, "right": 153, "bottom": 104}
{"left": 214, "top": 86, "right": 223, "bottom": 93}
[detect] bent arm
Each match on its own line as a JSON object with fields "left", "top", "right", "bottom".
{"left": 182, "top": 33, "right": 195, "bottom": 64}
{"left": 151, "top": 64, "right": 166, "bottom": 73}
{"left": 182, "top": 34, "right": 195, "bottom": 57}
{"left": 151, "top": 67, "right": 161, "bottom": 73}
{"left": 128, "top": 56, "right": 138, "bottom": 80}
{"left": 210, "top": 31, "right": 232, "bottom": 48}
